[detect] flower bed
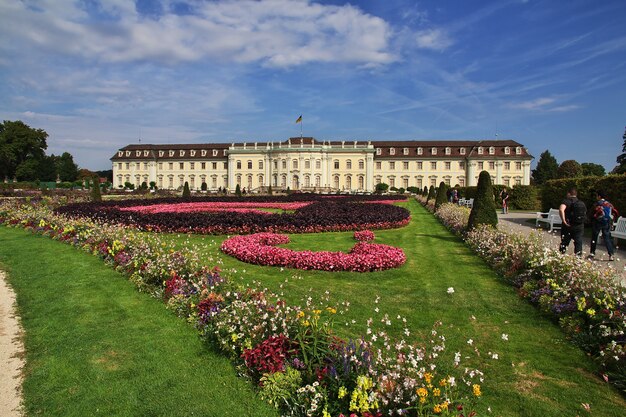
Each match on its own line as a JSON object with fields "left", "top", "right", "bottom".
{"left": 220, "top": 232, "right": 406, "bottom": 272}
{"left": 0, "top": 199, "right": 487, "bottom": 416}
{"left": 119, "top": 201, "right": 311, "bottom": 214}
{"left": 353, "top": 230, "right": 375, "bottom": 242}
{"left": 423, "top": 200, "right": 626, "bottom": 391}
{"left": 55, "top": 197, "right": 411, "bottom": 235}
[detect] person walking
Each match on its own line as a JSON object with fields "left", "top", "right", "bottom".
{"left": 588, "top": 191, "right": 619, "bottom": 261}
{"left": 500, "top": 187, "right": 509, "bottom": 214}
{"left": 559, "top": 187, "right": 586, "bottom": 256}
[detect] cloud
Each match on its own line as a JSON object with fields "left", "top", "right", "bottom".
{"left": 415, "top": 28, "right": 453, "bottom": 50}
{"left": 510, "top": 97, "right": 556, "bottom": 110}
{"left": 0, "top": 0, "right": 396, "bottom": 68}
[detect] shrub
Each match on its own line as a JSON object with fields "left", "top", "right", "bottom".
{"left": 508, "top": 185, "right": 540, "bottom": 210}
{"left": 375, "top": 183, "right": 389, "bottom": 194}
{"left": 182, "top": 181, "right": 191, "bottom": 198}
{"left": 467, "top": 171, "right": 497, "bottom": 230}
{"left": 140, "top": 181, "right": 148, "bottom": 190}
{"left": 434, "top": 181, "right": 448, "bottom": 210}
{"left": 426, "top": 185, "right": 436, "bottom": 203}
{"left": 540, "top": 175, "right": 626, "bottom": 214}
{"left": 235, "top": 184, "right": 242, "bottom": 197}
{"left": 90, "top": 176, "right": 102, "bottom": 202}
{"left": 423, "top": 186, "right": 428, "bottom": 196}
{"left": 406, "top": 186, "right": 419, "bottom": 194}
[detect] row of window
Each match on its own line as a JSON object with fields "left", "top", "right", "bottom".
{"left": 376, "top": 146, "right": 523, "bottom": 156}
{"left": 118, "top": 149, "right": 226, "bottom": 158}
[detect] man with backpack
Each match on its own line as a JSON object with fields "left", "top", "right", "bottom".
{"left": 588, "top": 191, "right": 619, "bottom": 261}
{"left": 559, "top": 187, "right": 586, "bottom": 256}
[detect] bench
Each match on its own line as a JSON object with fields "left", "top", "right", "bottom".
{"left": 613, "top": 217, "right": 626, "bottom": 242}
{"left": 536, "top": 208, "right": 562, "bottom": 232}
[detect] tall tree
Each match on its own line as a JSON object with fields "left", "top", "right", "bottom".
{"left": 614, "top": 128, "right": 626, "bottom": 174}
{"left": 581, "top": 162, "right": 606, "bottom": 177}
{"left": 531, "top": 150, "right": 558, "bottom": 184}
{"left": 57, "top": 152, "right": 79, "bottom": 182}
{"left": 0, "top": 120, "right": 48, "bottom": 179}
{"left": 557, "top": 160, "right": 583, "bottom": 178}
{"left": 467, "top": 171, "right": 498, "bottom": 230}
{"left": 434, "top": 181, "right": 448, "bottom": 210}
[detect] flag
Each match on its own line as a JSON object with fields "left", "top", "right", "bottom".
{"left": 295, "top": 115, "right": 302, "bottom": 124}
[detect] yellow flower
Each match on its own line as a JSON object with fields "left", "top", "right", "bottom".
{"left": 424, "top": 372, "right": 433, "bottom": 384}
{"left": 296, "top": 311, "right": 305, "bottom": 319}
{"left": 338, "top": 386, "right": 348, "bottom": 399}
{"left": 472, "top": 384, "right": 482, "bottom": 397}
{"left": 433, "top": 404, "right": 442, "bottom": 413}
{"left": 419, "top": 397, "right": 426, "bottom": 404}
{"left": 416, "top": 387, "right": 428, "bottom": 397}
{"left": 433, "top": 388, "right": 441, "bottom": 397}
{"left": 231, "top": 333, "right": 239, "bottom": 342}
{"left": 326, "top": 307, "right": 337, "bottom": 314}
{"left": 302, "top": 320, "right": 310, "bottom": 327}
{"left": 441, "top": 401, "right": 449, "bottom": 411}
{"left": 586, "top": 308, "right": 596, "bottom": 317}
{"left": 439, "top": 378, "right": 448, "bottom": 387}
{"left": 322, "top": 407, "right": 331, "bottom": 417}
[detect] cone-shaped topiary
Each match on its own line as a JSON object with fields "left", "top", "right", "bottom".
{"left": 423, "top": 186, "right": 428, "bottom": 196}
{"left": 235, "top": 183, "right": 242, "bottom": 197}
{"left": 90, "top": 176, "right": 102, "bottom": 202}
{"left": 434, "top": 181, "right": 448, "bottom": 210}
{"left": 426, "top": 185, "right": 436, "bottom": 202}
{"left": 267, "top": 185, "right": 273, "bottom": 195}
{"left": 182, "top": 181, "right": 191, "bottom": 198}
{"left": 467, "top": 170, "right": 498, "bottom": 230}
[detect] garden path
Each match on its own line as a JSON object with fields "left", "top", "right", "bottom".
{"left": 0, "top": 270, "right": 24, "bottom": 417}
{"left": 497, "top": 212, "right": 626, "bottom": 285}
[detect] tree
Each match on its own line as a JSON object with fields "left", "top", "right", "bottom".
{"left": 91, "top": 176, "right": 102, "bottom": 202}
{"left": 532, "top": 150, "right": 558, "bottom": 184}
{"left": 557, "top": 160, "right": 583, "bottom": 178}
{"left": 375, "top": 183, "right": 389, "bottom": 194}
{"left": 434, "top": 181, "right": 448, "bottom": 210}
{"left": 37, "top": 155, "right": 57, "bottom": 181}
{"left": 78, "top": 168, "right": 96, "bottom": 180}
{"left": 182, "top": 181, "right": 191, "bottom": 198}
{"left": 201, "top": 181, "right": 207, "bottom": 191}
{"left": 14, "top": 158, "right": 40, "bottom": 181}
{"left": 423, "top": 186, "right": 428, "bottom": 195}
{"left": 0, "top": 120, "right": 48, "bottom": 179}
{"left": 467, "top": 171, "right": 498, "bottom": 230}
{"left": 57, "top": 152, "right": 79, "bottom": 182}
{"left": 614, "top": 128, "right": 626, "bottom": 174}
{"left": 581, "top": 162, "right": 606, "bottom": 177}
{"left": 426, "top": 185, "right": 436, "bottom": 203}
{"left": 268, "top": 185, "right": 273, "bottom": 195}
{"left": 235, "top": 183, "right": 242, "bottom": 197}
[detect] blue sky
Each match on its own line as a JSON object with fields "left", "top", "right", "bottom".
{"left": 1, "top": 0, "right": 625, "bottom": 171}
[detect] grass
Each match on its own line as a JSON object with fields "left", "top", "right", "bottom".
{"left": 0, "top": 228, "right": 277, "bottom": 417}
{"left": 162, "top": 199, "right": 625, "bottom": 416}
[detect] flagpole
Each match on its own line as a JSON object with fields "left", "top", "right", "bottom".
{"left": 301, "top": 116, "right": 303, "bottom": 139}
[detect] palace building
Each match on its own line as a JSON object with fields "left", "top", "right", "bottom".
{"left": 111, "top": 137, "right": 533, "bottom": 192}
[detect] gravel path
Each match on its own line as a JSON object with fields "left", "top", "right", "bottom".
{"left": 497, "top": 212, "right": 626, "bottom": 285}
{"left": 0, "top": 271, "right": 24, "bottom": 417}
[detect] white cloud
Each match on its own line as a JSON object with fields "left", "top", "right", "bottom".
{"left": 0, "top": 0, "right": 396, "bottom": 68}
{"left": 509, "top": 97, "right": 556, "bottom": 110}
{"left": 415, "top": 28, "right": 453, "bottom": 50}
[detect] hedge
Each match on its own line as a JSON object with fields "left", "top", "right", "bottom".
{"left": 456, "top": 184, "right": 540, "bottom": 210}
{"left": 540, "top": 174, "right": 626, "bottom": 214}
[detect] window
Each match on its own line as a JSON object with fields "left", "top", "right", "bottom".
{"left": 459, "top": 162, "right": 465, "bottom": 169}
{"left": 190, "top": 176, "right": 195, "bottom": 188}
{"left": 403, "top": 148, "right": 409, "bottom": 155}
{"left": 237, "top": 160, "right": 242, "bottom": 169}
{"left": 334, "top": 160, "right": 339, "bottom": 169}
{"left": 431, "top": 147, "right": 437, "bottom": 155}
{"left": 430, "top": 178, "right": 437, "bottom": 186}
{"left": 334, "top": 176, "right": 339, "bottom": 189}
{"left": 417, "top": 147, "right": 423, "bottom": 155}
{"left": 489, "top": 146, "right": 495, "bottom": 155}
{"left": 143, "top": 162, "right": 148, "bottom": 170}
{"left": 180, "top": 150, "right": 185, "bottom": 157}
{"left": 346, "top": 176, "right": 352, "bottom": 189}
{"left": 358, "top": 176, "right": 364, "bottom": 189}
{"left": 459, "top": 178, "right": 465, "bottom": 187}
{"left": 445, "top": 147, "right": 451, "bottom": 155}
{"left": 212, "top": 150, "right": 218, "bottom": 156}
{"left": 212, "top": 177, "right": 217, "bottom": 188}
{"left": 169, "top": 150, "right": 174, "bottom": 157}
{"left": 504, "top": 162, "right": 510, "bottom": 170}
{"left": 158, "top": 163, "right": 162, "bottom": 170}
{"left": 292, "top": 159, "right": 298, "bottom": 169}
{"left": 445, "top": 162, "right": 451, "bottom": 170}
{"left": 158, "top": 176, "right": 163, "bottom": 188}
{"left": 259, "top": 161, "right": 264, "bottom": 170}
{"left": 346, "top": 160, "right": 352, "bottom": 169}
{"left": 417, "top": 178, "right": 422, "bottom": 188}
{"left": 516, "top": 147, "right": 522, "bottom": 155}
{"left": 403, "top": 178, "right": 409, "bottom": 188}
{"left": 376, "top": 148, "right": 381, "bottom": 155}
{"left": 390, "top": 148, "right": 396, "bottom": 155}
{"left": 389, "top": 162, "right": 395, "bottom": 170}
{"left": 190, "top": 162, "right": 195, "bottom": 170}
{"left": 478, "top": 162, "right": 484, "bottom": 170}
{"left": 212, "top": 162, "right": 217, "bottom": 170}
{"left": 417, "top": 162, "right": 423, "bottom": 170}
{"left": 375, "top": 177, "right": 381, "bottom": 185}
{"left": 274, "top": 160, "right": 278, "bottom": 170}
{"left": 259, "top": 174, "right": 264, "bottom": 185}
{"left": 430, "top": 162, "right": 437, "bottom": 170}
{"left": 315, "top": 160, "right": 321, "bottom": 169}
{"left": 304, "top": 175, "right": 310, "bottom": 188}
{"left": 376, "top": 161, "right": 382, "bottom": 170}
{"left": 169, "top": 162, "right": 173, "bottom": 170}
{"left": 223, "top": 162, "right": 227, "bottom": 169}
{"left": 403, "top": 161, "right": 409, "bottom": 170}
{"left": 358, "top": 160, "right": 364, "bottom": 170}
{"left": 201, "top": 162, "right": 206, "bottom": 169}
{"left": 247, "top": 175, "right": 252, "bottom": 189}
{"left": 489, "top": 161, "right": 494, "bottom": 170}
{"left": 247, "top": 160, "right": 252, "bottom": 169}
{"left": 504, "top": 178, "right": 510, "bottom": 186}
{"left": 201, "top": 150, "right": 207, "bottom": 157}
{"left": 515, "top": 162, "right": 522, "bottom": 170}
{"left": 282, "top": 160, "right": 287, "bottom": 169}
{"left": 305, "top": 159, "right": 310, "bottom": 169}
{"left": 126, "top": 163, "right": 130, "bottom": 169}
{"left": 478, "top": 147, "right": 484, "bottom": 155}
{"left": 445, "top": 178, "right": 451, "bottom": 186}
{"left": 460, "top": 147, "right": 466, "bottom": 155}
{"left": 118, "top": 163, "right": 122, "bottom": 169}
{"left": 190, "top": 150, "right": 196, "bottom": 157}
{"left": 515, "top": 177, "right": 522, "bottom": 185}
{"left": 179, "top": 162, "right": 184, "bottom": 170}
{"left": 315, "top": 175, "right": 320, "bottom": 187}
{"left": 168, "top": 176, "right": 174, "bottom": 188}
{"left": 504, "top": 146, "right": 510, "bottom": 155}
{"left": 389, "top": 178, "right": 395, "bottom": 187}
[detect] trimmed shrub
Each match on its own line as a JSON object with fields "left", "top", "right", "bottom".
{"left": 540, "top": 174, "right": 626, "bottom": 214}
{"left": 375, "top": 183, "right": 389, "bottom": 194}
{"left": 200, "top": 182, "right": 208, "bottom": 191}
{"left": 182, "top": 181, "right": 191, "bottom": 198}
{"left": 508, "top": 185, "right": 540, "bottom": 210}
{"left": 467, "top": 171, "right": 497, "bottom": 230}
{"left": 434, "top": 181, "right": 448, "bottom": 210}
{"left": 90, "top": 176, "right": 102, "bottom": 202}
{"left": 422, "top": 186, "right": 428, "bottom": 196}
{"left": 426, "top": 185, "right": 436, "bottom": 203}
{"left": 406, "top": 186, "right": 420, "bottom": 194}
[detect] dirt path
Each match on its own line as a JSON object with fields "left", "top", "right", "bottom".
{"left": 0, "top": 270, "right": 24, "bottom": 417}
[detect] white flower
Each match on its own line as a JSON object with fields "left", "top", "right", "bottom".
{"left": 467, "top": 339, "right": 473, "bottom": 345}
{"left": 501, "top": 333, "right": 509, "bottom": 341}
{"left": 447, "top": 287, "right": 455, "bottom": 294}
{"left": 491, "top": 353, "right": 499, "bottom": 360}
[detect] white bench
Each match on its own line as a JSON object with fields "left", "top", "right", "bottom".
{"left": 613, "top": 217, "right": 626, "bottom": 241}
{"left": 536, "top": 208, "right": 562, "bottom": 232}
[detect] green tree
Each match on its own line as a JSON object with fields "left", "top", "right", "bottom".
{"left": 56, "top": 152, "right": 79, "bottom": 182}
{"left": 0, "top": 120, "right": 48, "bottom": 179}
{"left": 375, "top": 183, "right": 389, "bottom": 194}
{"left": 614, "top": 128, "right": 626, "bottom": 174}
{"left": 581, "top": 162, "right": 606, "bottom": 177}
{"left": 235, "top": 183, "right": 242, "bottom": 197}
{"left": 557, "top": 160, "right": 583, "bottom": 178}
{"left": 91, "top": 176, "right": 102, "bottom": 202}
{"left": 426, "top": 185, "right": 436, "bottom": 203}
{"left": 14, "top": 158, "right": 40, "bottom": 181}
{"left": 434, "top": 181, "right": 448, "bottom": 210}
{"left": 423, "top": 186, "right": 428, "bottom": 195}
{"left": 37, "top": 155, "right": 58, "bottom": 181}
{"left": 182, "top": 181, "right": 191, "bottom": 198}
{"left": 532, "top": 150, "right": 558, "bottom": 184}
{"left": 467, "top": 171, "right": 498, "bottom": 230}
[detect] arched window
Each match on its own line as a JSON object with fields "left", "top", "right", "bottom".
{"left": 358, "top": 159, "right": 364, "bottom": 170}
{"left": 346, "top": 160, "right": 352, "bottom": 169}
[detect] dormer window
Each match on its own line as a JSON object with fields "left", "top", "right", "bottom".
{"left": 504, "top": 146, "right": 510, "bottom": 155}
{"left": 516, "top": 147, "right": 522, "bottom": 155}
{"left": 489, "top": 147, "right": 495, "bottom": 155}
{"left": 169, "top": 150, "right": 175, "bottom": 157}
{"left": 445, "top": 147, "right": 451, "bottom": 155}
{"left": 201, "top": 150, "right": 207, "bottom": 157}
{"left": 191, "top": 150, "right": 196, "bottom": 157}
{"left": 460, "top": 148, "right": 466, "bottom": 155}
{"left": 212, "top": 150, "right": 218, "bottom": 157}
{"left": 403, "top": 147, "right": 409, "bottom": 155}
{"left": 477, "top": 147, "right": 484, "bottom": 155}
{"left": 180, "top": 150, "right": 185, "bottom": 157}
{"left": 135, "top": 151, "right": 141, "bottom": 157}
{"left": 223, "top": 149, "right": 227, "bottom": 156}
{"left": 159, "top": 151, "right": 164, "bottom": 157}
{"left": 390, "top": 148, "right": 396, "bottom": 155}
{"left": 143, "top": 150, "right": 149, "bottom": 157}
{"left": 417, "top": 147, "right": 423, "bottom": 155}
{"left": 431, "top": 147, "right": 437, "bottom": 155}
{"left": 118, "top": 151, "right": 123, "bottom": 157}
{"left": 376, "top": 148, "right": 382, "bottom": 155}
{"left": 126, "top": 151, "right": 131, "bottom": 157}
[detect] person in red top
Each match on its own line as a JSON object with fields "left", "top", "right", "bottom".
{"left": 589, "top": 190, "right": 619, "bottom": 261}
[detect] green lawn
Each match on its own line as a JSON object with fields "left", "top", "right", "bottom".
{"left": 164, "top": 200, "right": 625, "bottom": 416}
{"left": 0, "top": 228, "right": 277, "bottom": 417}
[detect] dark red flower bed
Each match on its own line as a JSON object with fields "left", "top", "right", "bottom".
{"left": 54, "top": 195, "right": 410, "bottom": 235}
{"left": 220, "top": 232, "right": 406, "bottom": 272}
